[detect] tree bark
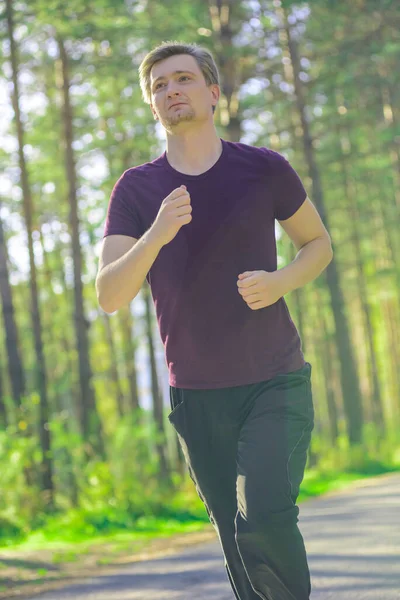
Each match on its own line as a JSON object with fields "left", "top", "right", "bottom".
{"left": 6, "top": 0, "right": 55, "bottom": 507}
{"left": 335, "top": 125, "right": 384, "bottom": 435}
{"left": 102, "top": 313, "right": 125, "bottom": 419}
{"left": 0, "top": 201, "right": 25, "bottom": 411}
{"left": 279, "top": 4, "right": 364, "bottom": 444}
{"left": 56, "top": 36, "right": 104, "bottom": 458}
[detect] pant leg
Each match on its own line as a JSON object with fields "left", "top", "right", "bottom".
{"left": 234, "top": 363, "right": 314, "bottom": 600}
{"left": 168, "top": 387, "right": 260, "bottom": 600}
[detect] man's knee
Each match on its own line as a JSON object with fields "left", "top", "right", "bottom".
{"left": 235, "top": 503, "right": 300, "bottom": 534}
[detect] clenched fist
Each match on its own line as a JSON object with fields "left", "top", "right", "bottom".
{"left": 151, "top": 185, "right": 192, "bottom": 247}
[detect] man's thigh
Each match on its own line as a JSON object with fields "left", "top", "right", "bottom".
{"left": 236, "top": 363, "right": 314, "bottom": 519}
{"left": 168, "top": 387, "right": 241, "bottom": 519}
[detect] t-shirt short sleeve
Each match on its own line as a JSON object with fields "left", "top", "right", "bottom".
{"left": 271, "top": 154, "right": 308, "bottom": 221}
{"left": 103, "top": 172, "right": 143, "bottom": 239}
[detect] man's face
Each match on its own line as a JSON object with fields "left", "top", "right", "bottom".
{"left": 149, "top": 54, "right": 219, "bottom": 131}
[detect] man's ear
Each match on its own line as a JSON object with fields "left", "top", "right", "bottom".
{"left": 210, "top": 84, "right": 220, "bottom": 111}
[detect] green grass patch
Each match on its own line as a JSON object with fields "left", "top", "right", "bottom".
{"left": 298, "top": 469, "right": 385, "bottom": 502}
{"left": 0, "top": 516, "right": 210, "bottom": 554}
{"left": 2, "top": 466, "right": 400, "bottom": 555}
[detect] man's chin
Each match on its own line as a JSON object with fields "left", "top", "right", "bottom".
{"left": 164, "top": 114, "right": 195, "bottom": 128}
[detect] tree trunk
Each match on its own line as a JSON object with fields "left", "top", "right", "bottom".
{"left": 314, "top": 287, "right": 339, "bottom": 444}
{"left": 375, "top": 31, "right": 400, "bottom": 208}
{"left": 117, "top": 306, "right": 141, "bottom": 415}
{"left": 102, "top": 313, "right": 125, "bottom": 419}
{"left": 279, "top": 4, "right": 364, "bottom": 444}
{"left": 6, "top": 0, "right": 54, "bottom": 508}
{"left": 336, "top": 127, "right": 385, "bottom": 436}
{"left": 38, "top": 225, "right": 79, "bottom": 506}
{"left": 0, "top": 346, "right": 7, "bottom": 429}
{"left": 382, "top": 298, "right": 400, "bottom": 428}
{"left": 208, "top": 0, "right": 242, "bottom": 142}
{"left": 0, "top": 201, "right": 25, "bottom": 411}
{"left": 56, "top": 36, "right": 104, "bottom": 458}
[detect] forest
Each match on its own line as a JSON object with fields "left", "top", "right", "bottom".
{"left": 0, "top": 0, "right": 399, "bottom": 591}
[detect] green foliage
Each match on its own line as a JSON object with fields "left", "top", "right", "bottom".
{"left": 0, "top": 428, "right": 42, "bottom": 530}
{"left": 307, "top": 424, "right": 400, "bottom": 478}
{"left": 0, "top": 517, "right": 24, "bottom": 541}
{"left": 0, "top": 410, "right": 203, "bottom": 545}
{"left": 1, "top": 0, "right": 400, "bottom": 567}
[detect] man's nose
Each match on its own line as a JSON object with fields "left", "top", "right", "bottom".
{"left": 166, "top": 83, "right": 181, "bottom": 96}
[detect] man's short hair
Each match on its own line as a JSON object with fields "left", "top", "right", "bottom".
{"left": 139, "top": 41, "right": 220, "bottom": 114}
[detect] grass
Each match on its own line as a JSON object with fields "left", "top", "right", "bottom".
{"left": 298, "top": 468, "right": 386, "bottom": 500}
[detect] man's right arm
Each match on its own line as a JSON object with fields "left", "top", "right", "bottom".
{"left": 97, "top": 184, "right": 192, "bottom": 313}
{"left": 96, "top": 228, "right": 163, "bottom": 314}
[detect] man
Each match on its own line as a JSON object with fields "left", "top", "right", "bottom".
{"left": 96, "top": 41, "right": 333, "bottom": 600}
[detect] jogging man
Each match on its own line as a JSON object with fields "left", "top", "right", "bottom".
{"left": 96, "top": 41, "right": 333, "bottom": 600}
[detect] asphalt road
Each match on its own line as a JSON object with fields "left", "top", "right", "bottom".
{"left": 28, "top": 473, "right": 400, "bottom": 599}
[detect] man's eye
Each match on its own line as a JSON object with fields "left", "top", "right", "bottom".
{"left": 154, "top": 76, "right": 190, "bottom": 90}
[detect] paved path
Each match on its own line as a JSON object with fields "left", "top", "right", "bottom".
{"left": 28, "top": 473, "right": 400, "bottom": 599}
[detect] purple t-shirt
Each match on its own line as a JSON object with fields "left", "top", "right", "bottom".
{"left": 103, "top": 138, "right": 307, "bottom": 389}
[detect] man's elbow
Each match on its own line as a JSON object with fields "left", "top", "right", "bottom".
{"left": 98, "top": 297, "right": 117, "bottom": 315}
{"left": 95, "top": 276, "right": 115, "bottom": 314}
{"left": 325, "top": 242, "right": 334, "bottom": 266}
{"left": 98, "top": 299, "right": 116, "bottom": 315}
{"left": 316, "top": 236, "right": 333, "bottom": 269}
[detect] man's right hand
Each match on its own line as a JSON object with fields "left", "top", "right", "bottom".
{"left": 151, "top": 185, "right": 192, "bottom": 247}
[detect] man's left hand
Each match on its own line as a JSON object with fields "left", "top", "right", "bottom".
{"left": 237, "top": 270, "right": 284, "bottom": 310}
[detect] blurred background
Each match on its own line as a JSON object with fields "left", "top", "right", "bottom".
{"left": 0, "top": 0, "right": 399, "bottom": 558}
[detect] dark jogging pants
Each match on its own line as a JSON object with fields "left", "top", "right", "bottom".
{"left": 168, "top": 362, "right": 314, "bottom": 600}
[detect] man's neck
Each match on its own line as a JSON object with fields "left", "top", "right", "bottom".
{"left": 165, "top": 129, "right": 223, "bottom": 176}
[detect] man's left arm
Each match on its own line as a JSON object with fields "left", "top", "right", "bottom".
{"left": 237, "top": 197, "right": 333, "bottom": 310}
{"left": 275, "top": 196, "right": 333, "bottom": 296}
